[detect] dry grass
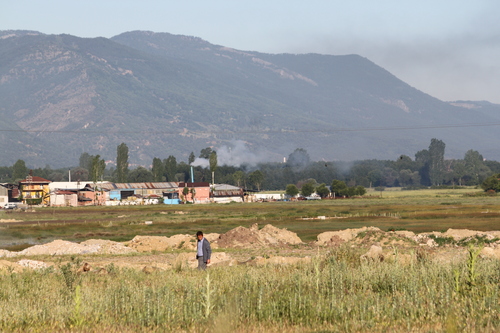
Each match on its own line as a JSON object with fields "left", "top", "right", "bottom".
{"left": 1, "top": 189, "right": 500, "bottom": 247}
{"left": 1, "top": 246, "right": 499, "bottom": 332}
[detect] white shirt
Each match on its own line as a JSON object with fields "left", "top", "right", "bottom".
{"left": 197, "top": 237, "right": 204, "bottom": 257}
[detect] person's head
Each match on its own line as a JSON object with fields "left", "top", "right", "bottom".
{"left": 196, "top": 231, "right": 203, "bottom": 241}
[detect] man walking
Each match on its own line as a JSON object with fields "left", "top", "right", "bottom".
{"left": 196, "top": 231, "right": 211, "bottom": 270}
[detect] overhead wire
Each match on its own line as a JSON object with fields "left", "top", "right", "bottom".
{"left": 1, "top": 121, "right": 500, "bottom": 135}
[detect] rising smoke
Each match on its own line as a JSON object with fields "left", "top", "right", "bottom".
{"left": 191, "top": 140, "right": 270, "bottom": 167}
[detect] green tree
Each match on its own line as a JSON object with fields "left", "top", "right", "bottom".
{"left": 301, "top": 182, "right": 315, "bottom": 197}
{"left": 12, "top": 159, "right": 28, "bottom": 181}
{"left": 481, "top": 174, "right": 500, "bottom": 192}
{"left": 199, "top": 147, "right": 213, "bottom": 159}
{"left": 428, "top": 138, "right": 445, "bottom": 186}
{"left": 71, "top": 167, "right": 89, "bottom": 182}
{"left": 285, "top": 184, "right": 299, "bottom": 197}
{"left": 395, "top": 155, "right": 415, "bottom": 172}
{"left": 209, "top": 151, "right": 218, "bottom": 185}
{"left": 182, "top": 186, "right": 190, "bottom": 203}
{"left": 248, "top": 170, "right": 264, "bottom": 191}
{"left": 79, "top": 152, "right": 91, "bottom": 170}
{"left": 464, "top": 149, "right": 491, "bottom": 185}
{"left": 287, "top": 148, "right": 310, "bottom": 169}
{"left": 151, "top": 157, "right": 164, "bottom": 182}
{"left": 128, "top": 166, "right": 153, "bottom": 182}
{"left": 315, "top": 183, "right": 330, "bottom": 198}
{"left": 90, "top": 155, "right": 106, "bottom": 184}
{"left": 116, "top": 143, "right": 129, "bottom": 183}
{"left": 190, "top": 188, "right": 196, "bottom": 203}
{"left": 398, "top": 169, "right": 413, "bottom": 187}
{"left": 331, "top": 179, "right": 347, "bottom": 197}
{"left": 164, "top": 155, "right": 177, "bottom": 182}
{"left": 233, "top": 171, "right": 245, "bottom": 187}
{"left": 415, "top": 148, "right": 430, "bottom": 186}
{"left": 188, "top": 152, "right": 196, "bottom": 165}
{"left": 354, "top": 186, "right": 367, "bottom": 196}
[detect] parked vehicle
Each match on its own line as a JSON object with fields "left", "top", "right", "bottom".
{"left": 3, "top": 203, "right": 17, "bottom": 209}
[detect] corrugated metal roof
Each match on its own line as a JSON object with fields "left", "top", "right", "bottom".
{"left": 213, "top": 184, "right": 242, "bottom": 191}
{"left": 96, "top": 182, "right": 179, "bottom": 190}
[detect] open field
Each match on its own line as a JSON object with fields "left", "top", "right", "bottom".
{"left": 1, "top": 188, "right": 499, "bottom": 248}
{"left": 1, "top": 188, "right": 500, "bottom": 332}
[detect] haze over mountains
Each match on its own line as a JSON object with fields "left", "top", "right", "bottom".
{"left": 0, "top": 30, "right": 499, "bottom": 167}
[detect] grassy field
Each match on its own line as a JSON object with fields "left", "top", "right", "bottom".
{"left": 1, "top": 246, "right": 499, "bottom": 332}
{"left": 1, "top": 188, "right": 500, "bottom": 331}
{"left": 1, "top": 188, "right": 499, "bottom": 248}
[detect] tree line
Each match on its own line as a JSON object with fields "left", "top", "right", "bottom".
{"left": 1, "top": 139, "right": 500, "bottom": 192}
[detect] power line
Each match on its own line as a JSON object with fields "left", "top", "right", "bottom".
{"left": 1, "top": 122, "right": 500, "bottom": 135}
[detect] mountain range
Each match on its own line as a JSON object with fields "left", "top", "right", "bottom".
{"left": 0, "top": 30, "right": 499, "bottom": 167}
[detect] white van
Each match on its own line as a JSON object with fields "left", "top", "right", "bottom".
{"left": 3, "top": 203, "right": 17, "bottom": 209}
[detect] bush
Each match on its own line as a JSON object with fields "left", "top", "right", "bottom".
{"left": 481, "top": 174, "right": 500, "bottom": 192}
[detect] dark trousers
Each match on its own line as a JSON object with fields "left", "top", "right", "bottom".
{"left": 197, "top": 256, "right": 207, "bottom": 270}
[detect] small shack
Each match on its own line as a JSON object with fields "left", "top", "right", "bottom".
{"left": 211, "top": 184, "right": 244, "bottom": 203}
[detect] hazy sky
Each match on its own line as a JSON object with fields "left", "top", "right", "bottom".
{"left": 2, "top": 1, "right": 499, "bottom": 103}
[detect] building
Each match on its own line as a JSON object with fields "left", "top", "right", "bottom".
{"left": 49, "top": 181, "right": 109, "bottom": 207}
{"left": 98, "top": 182, "right": 179, "bottom": 205}
{"left": 0, "top": 185, "right": 9, "bottom": 205}
{"left": 50, "top": 190, "right": 78, "bottom": 207}
{"left": 178, "top": 182, "right": 211, "bottom": 204}
{"left": 19, "top": 176, "right": 51, "bottom": 205}
{"left": 211, "top": 184, "right": 244, "bottom": 203}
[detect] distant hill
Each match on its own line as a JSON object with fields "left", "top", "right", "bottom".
{"left": 0, "top": 30, "right": 499, "bottom": 167}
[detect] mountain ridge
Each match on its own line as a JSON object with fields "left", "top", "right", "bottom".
{"left": 0, "top": 30, "right": 498, "bottom": 167}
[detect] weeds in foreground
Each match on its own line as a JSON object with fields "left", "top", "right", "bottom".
{"left": 1, "top": 249, "right": 499, "bottom": 332}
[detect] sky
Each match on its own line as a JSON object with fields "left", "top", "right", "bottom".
{"left": 2, "top": 1, "right": 499, "bottom": 103}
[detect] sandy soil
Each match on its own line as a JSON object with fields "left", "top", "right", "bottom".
{"left": 1, "top": 224, "right": 499, "bottom": 274}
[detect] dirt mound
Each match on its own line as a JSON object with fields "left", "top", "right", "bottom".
{"left": 17, "top": 259, "right": 50, "bottom": 269}
{"left": 217, "top": 223, "right": 302, "bottom": 249}
{"left": 316, "top": 227, "right": 383, "bottom": 246}
{"left": 480, "top": 247, "right": 500, "bottom": 260}
{"left": 316, "top": 227, "right": 500, "bottom": 248}
{"left": 440, "top": 228, "right": 500, "bottom": 241}
{"left": 249, "top": 255, "right": 311, "bottom": 266}
{"left": 0, "top": 260, "right": 23, "bottom": 273}
{"left": 18, "top": 240, "right": 101, "bottom": 256}
{"left": 126, "top": 234, "right": 211, "bottom": 252}
{"left": 4, "top": 239, "right": 136, "bottom": 257}
{"left": 125, "top": 236, "right": 170, "bottom": 252}
{"left": 80, "top": 239, "right": 137, "bottom": 255}
{"left": 0, "top": 249, "right": 16, "bottom": 258}
{"left": 173, "top": 252, "right": 235, "bottom": 269}
{"left": 360, "top": 245, "right": 384, "bottom": 262}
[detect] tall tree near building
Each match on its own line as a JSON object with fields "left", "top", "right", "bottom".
{"left": 116, "top": 143, "right": 129, "bottom": 183}
{"left": 428, "top": 138, "right": 445, "bottom": 186}
{"left": 209, "top": 151, "right": 218, "bottom": 185}
{"left": 164, "top": 155, "right": 177, "bottom": 182}
{"left": 199, "top": 147, "right": 213, "bottom": 159}
{"left": 12, "top": 159, "right": 28, "bottom": 181}
{"left": 248, "top": 170, "right": 264, "bottom": 191}
{"left": 233, "top": 171, "right": 245, "bottom": 187}
{"left": 90, "top": 155, "right": 106, "bottom": 184}
{"left": 287, "top": 148, "right": 310, "bottom": 169}
{"left": 285, "top": 184, "right": 299, "bottom": 197}
{"left": 315, "top": 183, "right": 330, "bottom": 198}
{"left": 415, "top": 148, "right": 430, "bottom": 186}
{"left": 464, "top": 149, "right": 491, "bottom": 185}
{"left": 188, "top": 152, "right": 195, "bottom": 165}
{"left": 79, "top": 152, "right": 91, "bottom": 170}
{"left": 301, "top": 182, "right": 315, "bottom": 197}
{"left": 151, "top": 157, "right": 164, "bottom": 182}
{"left": 128, "top": 166, "right": 154, "bottom": 182}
